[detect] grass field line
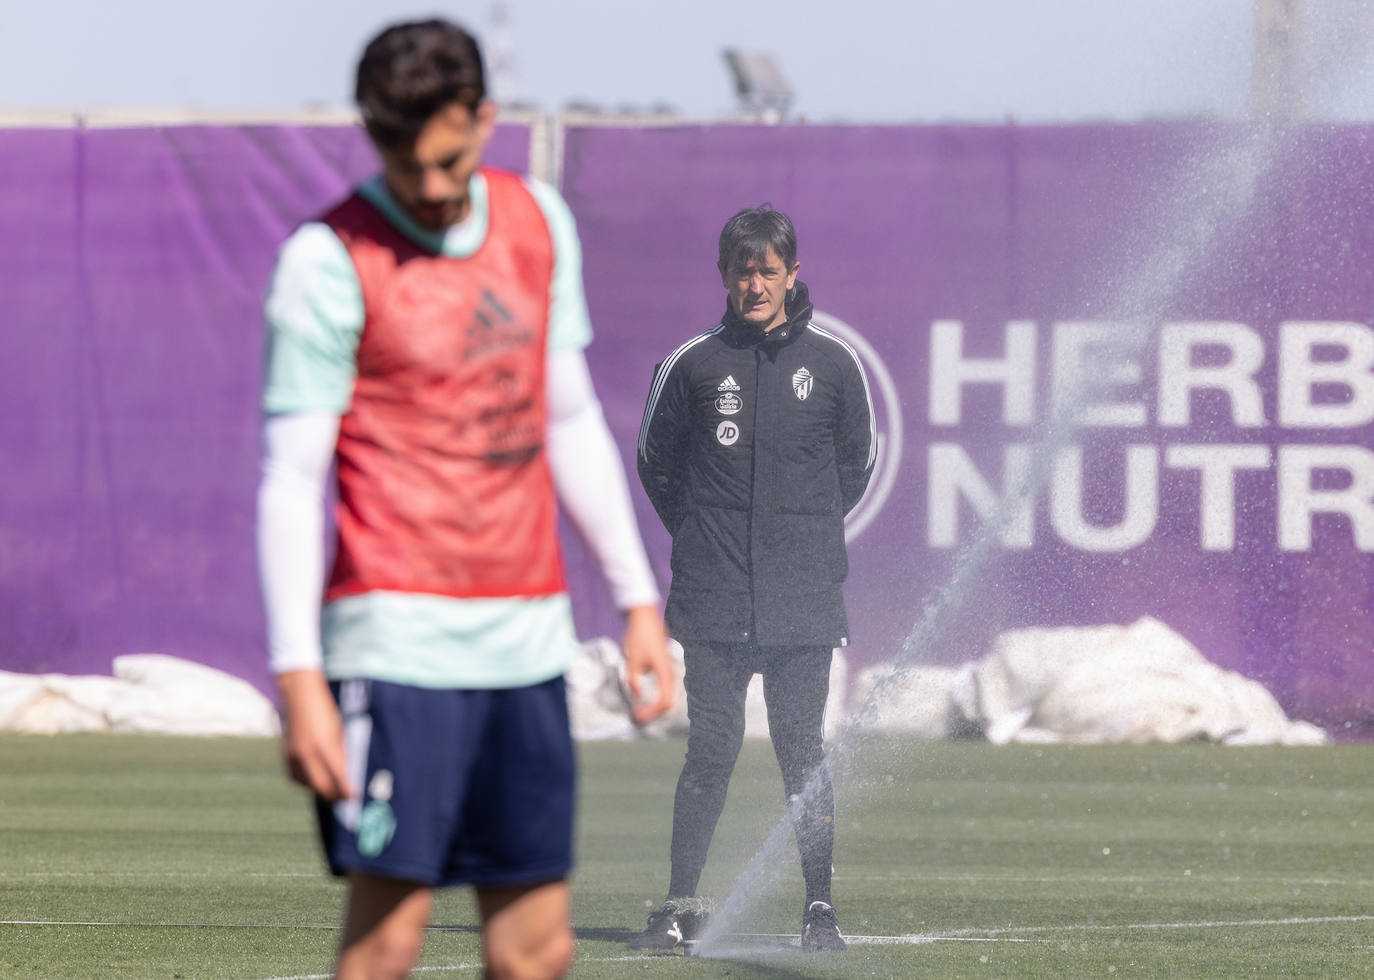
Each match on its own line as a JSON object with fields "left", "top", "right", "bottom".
{"left": 0, "top": 871, "right": 320, "bottom": 878}
{"left": 704, "top": 915, "right": 1374, "bottom": 944}
{"left": 710, "top": 932, "right": 1039, "bottom": 945}
{"left": 255, "top": 954, "right": 674, "bottom": 980}
{"left": 835, "top": 872, "right": 1374, "bottom": 887}
{"left": 257, "top": 963, "right": 480, "bottom": 979}
{"left": 249, "top": 922, "right": 1374, "bottom": 980}
{"left": 8, "top": 913, "right": 1371, "bottom": 936}
{"left": 938, "top": 913, "right": 1374, "bottom": 937}
{"left": 5, "top": 869, "right": 1367, "bottom": 889}
{"left": 0, "top": 920, "right": 341, "bottom": 929}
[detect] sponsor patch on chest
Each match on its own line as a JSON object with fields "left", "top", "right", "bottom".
{"left": 715, "top": 392, "right": 742, "bottom": 415}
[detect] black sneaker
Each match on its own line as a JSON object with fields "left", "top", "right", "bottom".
{"left": 629, "top": 898, "right": 712, "bottom": 950}
{"left": 801, "top": 901, "right": 847, "bottom": 951}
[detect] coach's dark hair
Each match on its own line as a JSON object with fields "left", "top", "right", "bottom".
{"left": 717, "top": 204, "right": 798, "bottom": 271}
{"left": 355, "top": 19, "right": 486, "bottom": 149}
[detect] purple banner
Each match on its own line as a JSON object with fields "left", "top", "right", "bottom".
{"left": 0, "top": 123, "right": 530, "bottom": 693}
{"left": 2, "top": 120, "right": 1370, "bottom": 736}
{"left": 562, "top": 123, "right": 1374, "bottom": 737}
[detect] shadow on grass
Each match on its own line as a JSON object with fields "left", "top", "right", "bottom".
{"left": 570, "top": 926, "right": 638, "bottom": 943}
{"left": 430, "top": 924, "right": 647, "bottom": 944}
{"left": 433, "top": 921, "right": 818, "bottom": 976}
{"left": 680, "top": 954, "right": 825, "bottom": 978}
{"left": 576, "top": 927, "right": 820, "bottom": 978}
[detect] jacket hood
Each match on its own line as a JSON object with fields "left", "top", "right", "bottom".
{"left": 721, "top": 279, "right": 814, "bottom": 346}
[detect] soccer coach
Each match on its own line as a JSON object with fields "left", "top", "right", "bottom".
{"left": 633, "top": 205, "right": 876, "bottom": 952}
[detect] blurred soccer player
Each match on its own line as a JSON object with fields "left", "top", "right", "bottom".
{"left": 634, "top": 206, "right": 875, "bottom": 952}
{"left": 256, "top": 19, "right": 675, "bottom": 979}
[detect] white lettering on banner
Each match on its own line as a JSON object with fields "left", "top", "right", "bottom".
{"left": 1277, "top": 445, "right": 1374, "bottom": 550}
{"left": 1158, "top": 322, "right": 1266, "bottom": 427}
{"left": 927, "top": 443, "right": 1374, "bottom": 553}
{"left": 926, "top": 320, "right": 1374, "bottom": 553}
{"left": 1051, "top": 322, "right": 1149, "bottom": 428}
{"left": 1278, "top": 322, "right": 1374, "bottom": 428}
{"left": 927, "top": 443, "right": 1034, "bottom": 548}
{"left": 929, "top": 319, "right": 1036, "bottom": 425}
{"left": 1050, "top": 445, "right": 1159, "bottom": 551}
{"left": 1164, "top": 445, "right": 1272, "bottom": 550}
{"left": 931, "top": 320, "right": 1374, "bottom": 428}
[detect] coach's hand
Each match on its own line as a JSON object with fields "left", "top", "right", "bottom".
{"left": 621, "top": 604, "right": 677, "bottom": 724}
{"left": 275, "top": 669, "right": 355, "bottom": 802}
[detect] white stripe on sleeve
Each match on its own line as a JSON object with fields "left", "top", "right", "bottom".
{"left": 638, "top": 324, "right": 723, "bottom": 459}
{"left": 807, "top": 322, "right": 878, "bottom": 470}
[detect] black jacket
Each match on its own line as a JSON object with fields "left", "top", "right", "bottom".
{"left": 637, "top": 282, "right": 875, "bottom": 646}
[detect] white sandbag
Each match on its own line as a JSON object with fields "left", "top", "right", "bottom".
{"left": 0, "top": 656, "right": 280, "bottom": 737}
{"left": 0, "top": 672, "right": 118, "bottom": 734}
{"left": 107, "top": 655, "right": 280, "bottom": 736}
{"left": 566, "top": 637, "right": 689, "bottom": 740}
{"left": 0, "top": 672, "right": 43, "bottom": 727}
{"left": 841, "top": 664, "right": 964, "bottom": 740}
{"left": 565, "top": 638, "right": 849, "bottom": 741}
{"left": 949, "top": 617, "right": 1327, "bottom": 746}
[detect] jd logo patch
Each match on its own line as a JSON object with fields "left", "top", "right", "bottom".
{"left": 792, "top": 367, "right": 813, "bottom": 401}
{"left": 715, "top": 420, "right": 740, "bottom": 446}
{"left": 357, "top": 800, "right": 397, "bottom": 857}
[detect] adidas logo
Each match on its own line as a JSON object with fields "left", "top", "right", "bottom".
{"left": 718, "top": 375, "right": 741, "bottom": 391}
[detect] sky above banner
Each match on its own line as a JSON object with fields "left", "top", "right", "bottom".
{"left": 0, "top": 0, "right": 1277, "bottom": 123}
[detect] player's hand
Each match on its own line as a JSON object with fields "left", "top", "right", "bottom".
{"left": 275, "top": 669, "right": 355, "bottom": 802}
{"left": 620, "top": 604, "right": 677, "bottom": 725}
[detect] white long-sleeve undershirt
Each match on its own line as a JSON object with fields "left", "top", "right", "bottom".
{"left": 545, "top": 349, "right": 663, "bottom": 613}
{"left": 257, "top": 348, "right": 662, "bottom": 676}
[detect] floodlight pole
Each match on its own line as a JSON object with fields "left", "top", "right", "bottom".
{"left": 489, "top": 0, "right": 517, "bottom": 106}
{"left": 1253, "top": 0, "right": 1306, "bottom": 121}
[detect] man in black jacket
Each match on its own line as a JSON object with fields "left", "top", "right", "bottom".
{"left": 633, "top": 205, "right": 875, "bottom": 952}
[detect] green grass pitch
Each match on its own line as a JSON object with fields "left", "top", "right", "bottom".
{"left": 0, "top": 733, "right": 1370, "bottom": 978}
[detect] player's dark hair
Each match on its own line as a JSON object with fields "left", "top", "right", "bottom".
{"left": 355, "top": 19, "right": 487, "bottom": 149}
{"left": 717, "top": 204, "right": 798, "bottom": 272}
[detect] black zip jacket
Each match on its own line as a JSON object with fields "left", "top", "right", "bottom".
{"left": 637, "top": 281, "right": 876, "bottom": 646}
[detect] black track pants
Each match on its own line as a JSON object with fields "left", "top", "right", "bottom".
{"left": 667, "top": 642, "right": 835, "bottom": 908}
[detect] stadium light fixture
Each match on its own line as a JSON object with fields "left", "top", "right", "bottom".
{"left": 722, "top": 49, "right": 794, "bottom": 123}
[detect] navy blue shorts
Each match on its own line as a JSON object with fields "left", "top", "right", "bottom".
{"left": 316, "top": 676, "right": 576, "bottom": 888}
